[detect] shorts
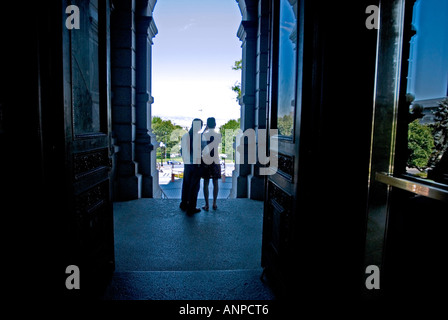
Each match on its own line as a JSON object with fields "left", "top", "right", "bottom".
{"left": 201, "top": 163, "right": 221, "bottom": 179}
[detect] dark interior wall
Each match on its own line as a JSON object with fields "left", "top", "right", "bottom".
{"left": 0, "top": 5, "right": 43, "bottom": 202}
{"left": 0, "top": 2, "right": 49, "bottom": 294}
{"left": 384, "top": 191, "right": 448, "bottom": 303}
{"left": 294, "top": 0, "right": 379, "bottom": 301}
{"left": 0, "top": 2, "right": 76, "bottom": 298}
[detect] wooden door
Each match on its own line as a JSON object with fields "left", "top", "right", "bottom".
{"left": 262, "top": 0, "right": 379, "bottom": 299}
{"left": 0, "top": 0, "right": 114, "bottom": 298}
{"left": 62, "top": 0, "right": 114, "bottom": 296}
{"left": 262, "top": 0, "right": 299, "bottom": 295}
{"left": 365, "top": 0, "right": 448, "bottom": 302}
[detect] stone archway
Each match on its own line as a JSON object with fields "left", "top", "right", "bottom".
{"left": 110, "top": 0, "right": 269, "bottom": 200}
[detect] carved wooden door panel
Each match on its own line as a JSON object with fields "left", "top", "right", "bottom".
{"left": 63, "top": 0, "right": 114, "bottom": 291}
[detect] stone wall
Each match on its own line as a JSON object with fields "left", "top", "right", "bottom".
{"left": 111, "top": 0, "right": 160, "bottom": 200}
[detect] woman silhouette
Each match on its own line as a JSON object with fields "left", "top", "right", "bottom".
{"left": 201, "top": 117, "right": 222, "bottom": 211}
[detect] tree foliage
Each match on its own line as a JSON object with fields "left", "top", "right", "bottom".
{"left": 231, "top": 59, "right": 242, "bottom": 102}
{"left": 407, "top": 119, "right": 434, "bottom": 171}
{"left": 278, "top": 114, "right": 294, "bottom": 137}
{"left": 219, "top": 118, "right": 240, "bottom": 132}
{"left": 428, "top": 98, "right": 448, "bottom": 168}
{"left": 232, "top": 59, "right": 242, "bottom": 71}
{"left": 152, "top": 116, "right": 184, "bottom": 158}
{"left": 219, "top": 118, "right": 241, "bottom": 158}
{"left": 407, "top": 98, "right": 448, "bottom": 175}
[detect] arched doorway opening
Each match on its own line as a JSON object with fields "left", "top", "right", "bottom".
{"left": 106, "top": 0, "right": 274, "bottom": 300}
{"left": 110, "top": 0, "right": 268, "bottom": 201}
{"left": 151, "top": 0, "right": 241, "bottom": 201}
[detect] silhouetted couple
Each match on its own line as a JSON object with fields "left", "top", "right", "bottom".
{"left": 179, "top": 117, "right": 222, "bottom": 215}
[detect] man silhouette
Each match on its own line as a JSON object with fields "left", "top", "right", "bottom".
{"left": 180, "top": 118, "right": 203, "bottom": 215}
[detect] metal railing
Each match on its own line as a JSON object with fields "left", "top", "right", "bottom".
{"left": 375, "top": 172, "right": 448, "bottom": 202}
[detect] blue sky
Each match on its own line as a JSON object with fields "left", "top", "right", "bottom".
{"left": 407, "top": 0, "right": 448, "bottom": 101}
{"left": 151, "top": 0, "right": 242, "bottom": 128}
{"left": 277, "top": 0, "right": 296, "bottom": 119}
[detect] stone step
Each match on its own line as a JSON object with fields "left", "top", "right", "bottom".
{"left": 102, "top": 269, "right": 274, "bottom": 300}
{"left": 106, "top": 198, "right": 272, "bottom": 300}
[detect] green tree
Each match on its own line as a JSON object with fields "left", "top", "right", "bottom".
{"left": 231, "top": 59, "right": 242, "bottom": 102}
{"left": 219, "top": 118, "right": 240, "bottom": 133}
{"left": 407, "top": 119, "right": 434, "bottom": 171}
{"left": 219, "top": 118, "right": 241, "bottom": 159}
{"left": 278, "top": 114, "right": 294, "bottom": 137}
{"left": 232, "top": 59, "right": 242, "bottom": 70}
{"left": 428, "top": 98, "right": 448, "bottom": 168}
{"left": 152, "top": 116, "right": 183, "bottom": 159}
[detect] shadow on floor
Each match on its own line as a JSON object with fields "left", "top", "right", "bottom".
{"left": 160, "top": 177, "right": 233, "bottom": 199}
{"left": 102, "top": 198, "right": 275, "bottom": 300}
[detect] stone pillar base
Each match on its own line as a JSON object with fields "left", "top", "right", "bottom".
{"left": 117, "top": 173, "right": 142, "bottom": 200}
{"left": 140, "top": 175, "right": 153, "bottom": 198}
{"left": 230, "top": 170, "right": 248, "bottom": 198}
{"left": 150, "top": 133, "right": 162, "bottom": 198}
{"left": 135, "top": 132, "right": 154, "bottom": 198}
{"left": 248, "top": 174, "right": 265, "bottom": 200}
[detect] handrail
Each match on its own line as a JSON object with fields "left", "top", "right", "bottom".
{"left": 375, "top": 172, "right": 448, "bottom": 202}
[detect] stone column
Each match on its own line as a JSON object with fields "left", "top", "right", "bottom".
{"left": 248, "top": 0, "right": 269, "bottom": 200}
{"left": 232, "top": 19, "right": 257, "bottom": 198}
{"left": 135, "top": 12, "right": 161, "bottom": 198}
{"left": 111, "top": 0, "right": 141, "bottom": 200}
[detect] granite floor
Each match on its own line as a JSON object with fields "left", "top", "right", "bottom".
{"left": 102, "top": 198, "right": 275, "bottom": 300}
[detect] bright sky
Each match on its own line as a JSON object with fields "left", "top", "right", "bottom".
{"left": 408, "top": 0, "right": 448, "bottom": 101}
{"left": 152, "top": 0, "right": 242, "bottom": 128}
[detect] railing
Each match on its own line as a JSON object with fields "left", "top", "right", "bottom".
{"left": 375, "top": 172, "right": 448, "bottom": 202}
